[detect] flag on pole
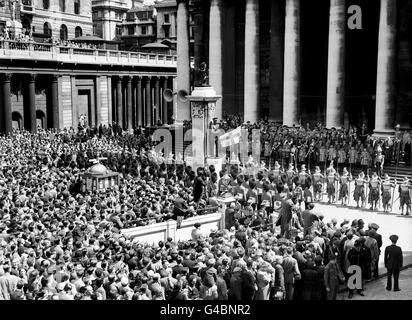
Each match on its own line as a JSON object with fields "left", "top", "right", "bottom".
{"left": 219, "top": 126, "right": 242, "bottom": 148}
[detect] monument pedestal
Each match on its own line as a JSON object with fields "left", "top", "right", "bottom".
{"left": 213, "top": 196, "right": 236, "bottom": 230}
{"left": 206, "top": 156, "right": 225, "bottom": 178}
{"left": 188, "top": 86, "right": 222, "bottom": 170}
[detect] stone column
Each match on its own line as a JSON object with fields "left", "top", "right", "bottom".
{"left": 127, "top": 76, "right": 133, "bottom": 130}
{"left": 162, "top": 77, "right": 169, "bottom": 124}
{"left": 193, "top": 0, "right": 207, "bottom": 78}
{"left": 107, "top": 76, "right": 113, "bottom": 125}
{"left": 95, "top": 76, "right": 101, "bottom": 127}
{"left": 28, "top": 74, "right": 37, "bottom": 133}
{"left": 283, "top": 0, "right": 301, "bottom": 127}
{"left": 145, "top": 76, "right": 152, "bottom": 127}
{"left": 269, "top": 0, "right": 284, "bottom": 122}
{"left": 136, "top": 76, "right": 143, "bottom": 127}
{"left": 51, "top": 74, "right": 59, "bottom": 129}
{"left": 374, "top": 0, "right": 397, "bottom": 136}
{"left": 1, "top": 73, "right": 12, "bottom": 134}
{"left": 116, "top": 76, "right": 123, "bottom": 128}
{"left": 209, "top": 0, "right": 223, "bottom": 119}
{"left": 176, "top": 0, "right": 191, "bottom": 122}
{"left": 154, "top": 76, "right": 160, "bottom": 125}
{"left": 326, "top": 0, "right": 346, "bottom": 129}
{"left": 244, "top": 0, "right": 260, "bottom": 123}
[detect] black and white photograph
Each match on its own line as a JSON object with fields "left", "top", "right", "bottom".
{"left": 0, "top": 0, "right": 411, "bottom": 311}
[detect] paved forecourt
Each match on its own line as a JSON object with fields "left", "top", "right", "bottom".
{"left": 313, "top": 196, "right": 412, "bottom": 275}
{"left": 338, "top": 267, "right": 412, "bottom": 300}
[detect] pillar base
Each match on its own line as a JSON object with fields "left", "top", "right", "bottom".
{"left": 206, "top": 156, "right": 225, "bottom": 177}
{"left": 373, "top": 129, "right": 395, "bottom": 138}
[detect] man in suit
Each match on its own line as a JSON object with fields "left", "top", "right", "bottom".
{"left": 282, "top": 247, "right": 301, "bottom": 300}
{"left": 384, "top": 235, "right": 403, "bottom": 291}
{"left": 368, "top": 223, "right": 382, "bottom": 278}
{"left": 241, "top": 260, "right": 257, "bottom": 300}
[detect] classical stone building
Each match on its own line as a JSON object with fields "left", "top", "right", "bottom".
{"left": 119, "top": 0, "right": 157, "bottom": 50}
{"left": 0, "top": 40, "right": 177, "bottom": 133}
{"left": 92, "top": 0, "right": 129, "bottom": 41}
{"left": 188, "top": 0, "right": 412, "bottom": 134}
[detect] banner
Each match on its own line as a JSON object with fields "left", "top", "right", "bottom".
{"left": 219, "top": 126, "right": 242, "bottom": 148}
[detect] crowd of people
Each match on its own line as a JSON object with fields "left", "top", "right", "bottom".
{"left": 0, "top": 31, "right": 103, "bottom": 50}
{"left": 0, "top": 119, "right": 409, "bottom": 300}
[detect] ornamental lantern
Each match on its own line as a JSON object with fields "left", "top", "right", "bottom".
{"left": 80, "top": 161, "right": 119, "bottom": 192}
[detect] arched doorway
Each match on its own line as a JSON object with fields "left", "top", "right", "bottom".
{"left": 36, "top": 110, "right": 46, "bottom": 129}
{"left": 12, "top": 112, "right": 23, "bottom": 130}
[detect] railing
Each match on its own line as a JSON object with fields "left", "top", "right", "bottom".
{"left": 0, "top": 40, "right": 177, "bottom": 68}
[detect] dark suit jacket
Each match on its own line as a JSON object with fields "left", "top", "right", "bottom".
{"left": 241, "top": 269, "right": 256, "bottom": 300}
{"left": 370, "top": 233, "right": 383, "bottom": 252}
{"left": 384, "top": 244, "right": 403, "bottom": 270}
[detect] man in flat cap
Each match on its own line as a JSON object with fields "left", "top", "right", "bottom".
{"left": 368, "top": 223, "right": 382, "bottom": 278}
{"left": 384, "top": 235, "right": 403, "bottom": 292}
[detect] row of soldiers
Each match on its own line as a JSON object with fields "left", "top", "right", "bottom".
{"left": 267, "top": 140, "right": 388, "bottom": 176}
{"left": 237, "top": 160, "right": 412, "bottom": 216}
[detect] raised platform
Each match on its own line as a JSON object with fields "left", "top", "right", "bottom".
{"left": 121, "top": 212, "right": 224, "bottom": 244}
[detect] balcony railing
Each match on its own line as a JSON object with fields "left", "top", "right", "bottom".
{"left": 0, "top": 40, "right": 177, "bottom": 68}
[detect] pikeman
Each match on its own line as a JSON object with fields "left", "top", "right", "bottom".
{"left": 318, "top": 142, "right": 327, "bottom": 168}
{"left": 381, "top": 174, "right": 394, "bottom": 213}
{"left": 354, "top": 171, "right": 368, "bottom": 208}
{"left": 286, "top": 163, "right": 297, "bottom": 190}
{"left": 398, "top": 177, "right": 411, "bottom": 216}
{"left": 326, "top": 160, "right": 336, "bottom": 175}
{"left": 360, "top": 148, "right": 371, "bottom": 174}
{"left": 298, "top": 143, "right": 307, "bottom": 166}
{"left": 338, "top": 167, "right": 352, "bottom": 206}
{"left": 349, "top": 145, "right": 358, "bottom": 171}
{"left": 337, "top": 145, "right": 346, "bottom": 173}
{"left": 290, "top": 144, "right": 297, "bottom": 169}
{"left": 272, "top": 161, "right": 286, "bottom": 185}
{"left": 312, "top": 166, "right": 324, "bottom": 202}
{"left": 283, "top": 141, "right": 291, "bottom": 168}
{"left": 306, "top": 141, "right": 315, "bottom": 171}
{"left": 271, "top": 140, "right": 282, "bottom": 165}
{"left": 298, "top": 164, "right": 311, "bottom": 188}
{"left": 327, "top": 143, "right": 337, "bottom": 166}
{"left": 368, "top": 172, "right": 381, "bottom": 211}
{"left": 375, "top": 149, "right": 385, "bottom": 178}
{"left": 326, "top": 164, "right": 338, "bottom": 204}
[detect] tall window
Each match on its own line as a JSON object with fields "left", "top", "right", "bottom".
{"left": 128, "top": 26, "right": 134, "bottom": 36}
{"left": 141, "top": 25, "right": 147, "bottom": 35}
{"left": 43, "top": 0, "right": 49, "bottom": 9}
{"left": 164, "top": 14, "right": 169, "bottom": 23}
{"left": 43, "top": 22, "right": 52, "bottom": 37}
{"left": 60, "top": 24, "right": 68, "bottom": 41}
{"left": 74, "top": 0, "right": 80, "bottom": 14}
{"left": 164, "top": 26, "right": 169, "bottom": 38}
{"left": 75, "top": 26, "right": 82, "bottom": 38}
{"left": 59, "top": 0, "right": 66, "bottom": 12}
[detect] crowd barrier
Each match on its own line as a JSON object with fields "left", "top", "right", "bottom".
{"left": 121, "top": 212, "right": 225, "bottom": 245}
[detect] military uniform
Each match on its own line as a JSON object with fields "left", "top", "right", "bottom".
{"left": 381, "top": 178, "right": 392, "bottom": 210}
{"left": 368, "top": 176, "right": 380, "bottom": 206}
{"left": 312, "top": 170, "right": 324, "bottom": 200}
{"left": 399, "top": 180, "right": 411, "bottom": 214}
{"left": 338, "top": 172, "right": 351, "bottom": 201}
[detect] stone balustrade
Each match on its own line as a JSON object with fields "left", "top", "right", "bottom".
{"left": 0, "top": 40, "right": 177, "bottom": 68}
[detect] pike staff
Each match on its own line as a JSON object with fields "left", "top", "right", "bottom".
{"left": 391, "top": 146, "right": 401, "bottom": 212}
